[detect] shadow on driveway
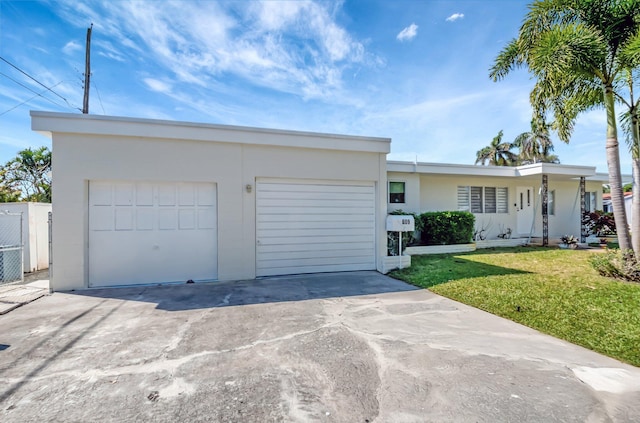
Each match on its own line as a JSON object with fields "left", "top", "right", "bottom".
{"left": 66, "top": 271, "right": 419, "bottom": 312}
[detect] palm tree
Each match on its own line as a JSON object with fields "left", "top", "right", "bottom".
{"left": 475, "top": 130, "right": 518, "bottom": 166}
{"left": 513, "top": 119, "right": 559, "bottom": 164}
{"left": 490, "top": 0, "right": 640, "bottom": 252}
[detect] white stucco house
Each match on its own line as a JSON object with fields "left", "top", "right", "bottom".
{"left": 387, "top": 161, "right": 608, "bottom": 242}
{"left": 31, "top": 111, "right": 614, "bottom": 291}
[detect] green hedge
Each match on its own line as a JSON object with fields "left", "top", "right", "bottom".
{"left": 419, "top": 211, "right": 475, "bottom": 245}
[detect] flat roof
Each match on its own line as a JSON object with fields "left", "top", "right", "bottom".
{"left": 31, "top": 111, "right": 391, "bottom": 154}
{"left": 387, "top": 160, "right": 631, "bottom": 182}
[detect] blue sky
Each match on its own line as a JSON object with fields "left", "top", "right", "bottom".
{"left": 0, "top": 0, "right": 632, "bottom": 173}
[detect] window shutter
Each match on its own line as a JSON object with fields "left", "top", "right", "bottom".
{"left": 470, "top": 186, "right": 483, "bottom": 213}
{"left": 485, "top": 187, "right": 497, "bottom": 213}
{"left": 457, "top": 186, "right": 470, "bottom": 211}
{"left": 497, "top": 187, "right": 508, "bottom": 213}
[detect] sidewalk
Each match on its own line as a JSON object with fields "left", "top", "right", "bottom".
{"left": 0, "top": 280, "right": 50, "bottom": 315}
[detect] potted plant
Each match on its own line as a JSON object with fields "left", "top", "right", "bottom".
{"left": 560, "top": 235, "right": 579, "bottom": 249}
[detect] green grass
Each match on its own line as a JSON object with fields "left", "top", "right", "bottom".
{"left": 390, "top": 247, "right": 640, "bottom": 367}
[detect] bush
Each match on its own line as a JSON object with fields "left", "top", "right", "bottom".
{"left": 419, "top": 211, "right": 475, "bottom": 245}
{"left": 582, "top": 210, "right": 616, "bottom": 236}
{"left": 590, "top": 250, "right": 640, "bottom": 282}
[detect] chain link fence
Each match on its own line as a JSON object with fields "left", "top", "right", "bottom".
{"left": 0, "top": 211, "right": 23, "bottom": 285}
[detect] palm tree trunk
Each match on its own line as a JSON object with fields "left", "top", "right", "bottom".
{"left": 604, "top": 85, "right": 632, "bottom": 251}
{"left": 632, "top": 112, "right": 640, "bottom": 256}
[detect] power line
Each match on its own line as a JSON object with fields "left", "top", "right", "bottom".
{"left": 0, "top": 55, "right": 79, "bottom": 110}
{"left": 93, "top": 79, "right": 106, "bottom": 114}
{"left": 0, "top": 71, "right": 67, "bottom": 109}
{"left": 0, "top": 81, "right": 64, "bottom": 117}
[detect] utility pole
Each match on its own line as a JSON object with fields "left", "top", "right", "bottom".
{"left": 82, "top": 23, "right": 93, "bottom": 114}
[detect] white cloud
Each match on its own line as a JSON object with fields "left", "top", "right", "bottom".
{"left": 143, "top": 78, "right": 172, "bottom": 94}
{"left": 396, "top": 23, "right": 418, "bottom": 42}
{"left": 62, "top": 40, "right": 82, "bottom": 55}
{"left": 51, "top": 0, "right": 373, "bottom": 104}
{"left": 446, "top": 13, "right": 464, "bottom": 22}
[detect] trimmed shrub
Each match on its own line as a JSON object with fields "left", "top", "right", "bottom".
{"left": 419, "top": 211, "right": 475, "bottom": 245}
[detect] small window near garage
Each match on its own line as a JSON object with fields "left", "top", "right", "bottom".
{"left": 548, "top": 190, "right": 555, "bottom": 215}
{"left": 389, "top": 182, "right": 406, "bottom": 204}
{"left": 584, "top": 191, "right": 597, "bottom": 212}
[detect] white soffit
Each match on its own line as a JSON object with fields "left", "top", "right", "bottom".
{"left": 31, "top": 111, "right": 391, "bottom": 154}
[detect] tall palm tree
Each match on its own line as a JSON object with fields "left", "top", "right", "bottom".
{"left": 513, "top": 119, "right": 559, "bottom": 164}
{"left": 475, "top": 130, "right": 518, "bottom": 166}
{"left": 490, "top": 0, "right": 640, "bottom": 252}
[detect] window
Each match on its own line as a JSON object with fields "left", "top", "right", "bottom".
{"left": 458, "top": 186, "right": 508, "bottom": 214}
{"left": 389, "top": 181, "right": 405, "bottom": 204}
{"left": 497, "top": 187, "right": 509, "bottom": 213}
{"left": 457, "top": 186, "right": 470, "bottom": 211}
{"left": 470, "top": 186, "right": 483, "bottom": 213}
{"left": 485, "top": 187, "right": 497, "bottom": 213}
{"left": 548, "top": 190, "right": 555, "bottom": 215}
{"left": 584, "top": 191, "right": 597, "bottom": 212}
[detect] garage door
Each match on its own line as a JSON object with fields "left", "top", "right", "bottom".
{"left": 88, "top": 181, "right": 217, "bottom": 287}
{"left": 256, "top": 180, "right": 376, "bottom": 277}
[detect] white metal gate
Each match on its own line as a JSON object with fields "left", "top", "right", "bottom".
{"left": 0, "top": 211, "right": 23, "bottom": 285}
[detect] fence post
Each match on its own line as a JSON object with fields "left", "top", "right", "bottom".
{"left": 48, "top": 211, "right": 52, "bottom": 285}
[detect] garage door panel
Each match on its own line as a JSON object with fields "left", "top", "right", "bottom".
{"left": 257, "top": 191, "right": 374, "bottom": 201}
{"left": 256, "top": 198, "right": 373, "bottom": 208}
{"left": 258, "top": 220, "right": 374, "bottom": 230}
{"left": 258, "top": 227, "right": 375, "bottom": 238}
{"left": 258, "top": 254, "right": 375, "bottom": 269}
{"left": 257, "top": 242, "right": 374, "bottom": 254}
{"left": 258, "top": 235, "right": 374, "bottom": 246}
{"left": 89, "top": 181, "right": 217, "bottom": 287}
{"left": 258, "top": 263, "right": 374, "bottom": 277}
{"left": 258, "top": 206, "right": 374, "bottom": 215}
{"left": 259, "top": 248, "right": 375, "bottom": 261}
{"left": 258, "top": 183, "right": 372, "bottom": 193}
{"left": 256, "top": 180, "right": 376, "bottom": 277}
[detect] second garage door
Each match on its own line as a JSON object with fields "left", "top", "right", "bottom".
{"left": 88, "top": 181, "right": 217, "bottom": 287}
{"left": 256, "top": 180, "right": 376, "bottom": 277}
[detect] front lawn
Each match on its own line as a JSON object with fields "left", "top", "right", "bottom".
{"left": 390, "top": 247, "right": 640, "bottom": 367}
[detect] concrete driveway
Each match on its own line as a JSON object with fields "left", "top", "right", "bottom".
{"left": 1, "top": 271, "right": 639, "bottom": 422}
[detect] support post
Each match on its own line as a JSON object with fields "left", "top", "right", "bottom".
{"left": 542, "top": 174, "right": 548, "bottom": 246}
{"left": 580, "top": 177, "right": 586, "bottom": 243}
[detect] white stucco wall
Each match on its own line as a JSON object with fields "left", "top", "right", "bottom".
{"left": 32, "top": 112, "right": 389, "bottom": 291}
{"left": 0, "top": 202, "right": 51, "bottom": 272}
{"left": 388, "top": 171, "right": 603, "bottom": 241}
{"left": 386, "top": 172, "right": 421, "bottom": 214}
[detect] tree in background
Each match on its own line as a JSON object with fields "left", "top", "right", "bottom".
{"left": 513, "top": 119, "right": 559, "bottom": 164}
{"left": 475, "top": 130, "right": 518, "bottom": 166}
{"left": 0, "top": 146, "right": 51, "bottom": 203}
{"left": 490, "top": 0, "right": 640, "bottom": 253}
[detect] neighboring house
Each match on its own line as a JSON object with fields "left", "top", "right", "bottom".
{"left": 31, "top": 111, "right": 620, "bottom": 291}
{"left": 602, "top": 192, "right": 633, "bottom": 225}
{"left": 387, "top": 161, "right": 610, "bottom": 241}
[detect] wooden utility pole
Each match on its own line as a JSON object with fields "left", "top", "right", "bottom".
{"left": 82, "top": 23, "right": 93, "bottom": 114}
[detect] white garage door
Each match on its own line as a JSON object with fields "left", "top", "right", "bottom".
{"left": 256, "top": 180, "right": 376, "bottom": 277}
{"left": 88, "top": 181, "right": 217, "bottom": 287}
